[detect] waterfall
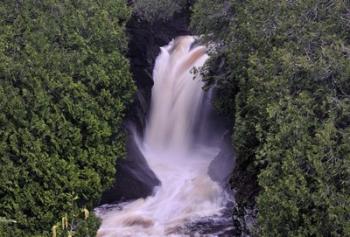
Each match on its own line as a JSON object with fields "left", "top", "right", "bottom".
{"left": 97, "top": 36, "right": 232, "bottom": 237}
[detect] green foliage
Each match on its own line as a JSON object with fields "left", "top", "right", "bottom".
{"left": 0, "top": 0, "right": 135, "bottom": 235}
{"left": 133, "top": 0, "right": 187, "bottom": 23}
{"left": 72, "top": 213, "right": 100, "bottom": 237}
{"left": 191, "top": 0, "right": 233, "bottom": 39}
{"left": 192, "top": 0, "right": 350, "bottom": 236}
{"left": 0, "top": 217, "right": 22, "bottom": 237}
{"left": 1, "top": 210, "right": 100, "bottom": 237}
{"left": 52, "top": 210, "right": 100, "bottom": 237}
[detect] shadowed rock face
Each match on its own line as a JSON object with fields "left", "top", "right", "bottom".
{"left": 208, "top": 131, "right": 235, "bottom": 189}
{"left": 100, "top": 130, "right": 160, "bottom": 204}
{"left": 126, "top": 11, "right": 191, "bottom": 136}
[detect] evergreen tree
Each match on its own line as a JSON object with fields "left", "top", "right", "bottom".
{"left": 0, "top": 0, "right": 135, "bottom": 235}
{"left": 191, "top": 0, "right": 350, "bottom": 235}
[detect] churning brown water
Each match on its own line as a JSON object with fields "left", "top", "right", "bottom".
{"left": 96, "top": 36, "right": 232, "bottom": 237}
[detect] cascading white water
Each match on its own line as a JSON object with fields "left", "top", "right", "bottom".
{"left": 97, "top": 36, "right": 231, "bottom": 237}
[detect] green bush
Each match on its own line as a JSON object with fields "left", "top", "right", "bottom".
{"left": 133, "top": 0, "right": 187, "bottom": 23}
{"left": 51, "top": 210, "right": 100, "bottom": 237}
{"left": 0, "top": 0, "right": 135, "bottom": 235}
{"left": 1, "top": 211, "right": 100, "bottom": 237}
{"left": 192, "top": 0, "right": 350, "bottom": 236}
{"left": 71, "top": 212, "right": 100, "bottom": 237}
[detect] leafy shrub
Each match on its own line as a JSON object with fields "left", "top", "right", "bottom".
{"left": 52, "top": 210, "right": 100, "bottom": 237}
{"left": 72, "top": 213, "right": 100, "bottom": 237}
{"left": 0, "top": 0, "right": 135, "bottom": 235}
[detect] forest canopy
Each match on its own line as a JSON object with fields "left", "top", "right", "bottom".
{"left": 191, "top": 0, "right": 350, "bottom": 236}
{"left": 0, "top": 0, "right": 135, "bottom": 236}
{"left": 0, "top": 0, "right": 349, "bottom": 236}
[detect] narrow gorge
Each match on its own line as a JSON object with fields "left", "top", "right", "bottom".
{"left": 97, "top": 36, "right": 235, "bottom": 237}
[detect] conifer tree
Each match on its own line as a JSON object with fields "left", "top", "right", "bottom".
{"left": 0, "top": 0, "right": 135, "bottom": 235}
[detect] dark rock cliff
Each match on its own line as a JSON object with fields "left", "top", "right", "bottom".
{"left": 126, "top": 11, "right": 191, "bottom": 135}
